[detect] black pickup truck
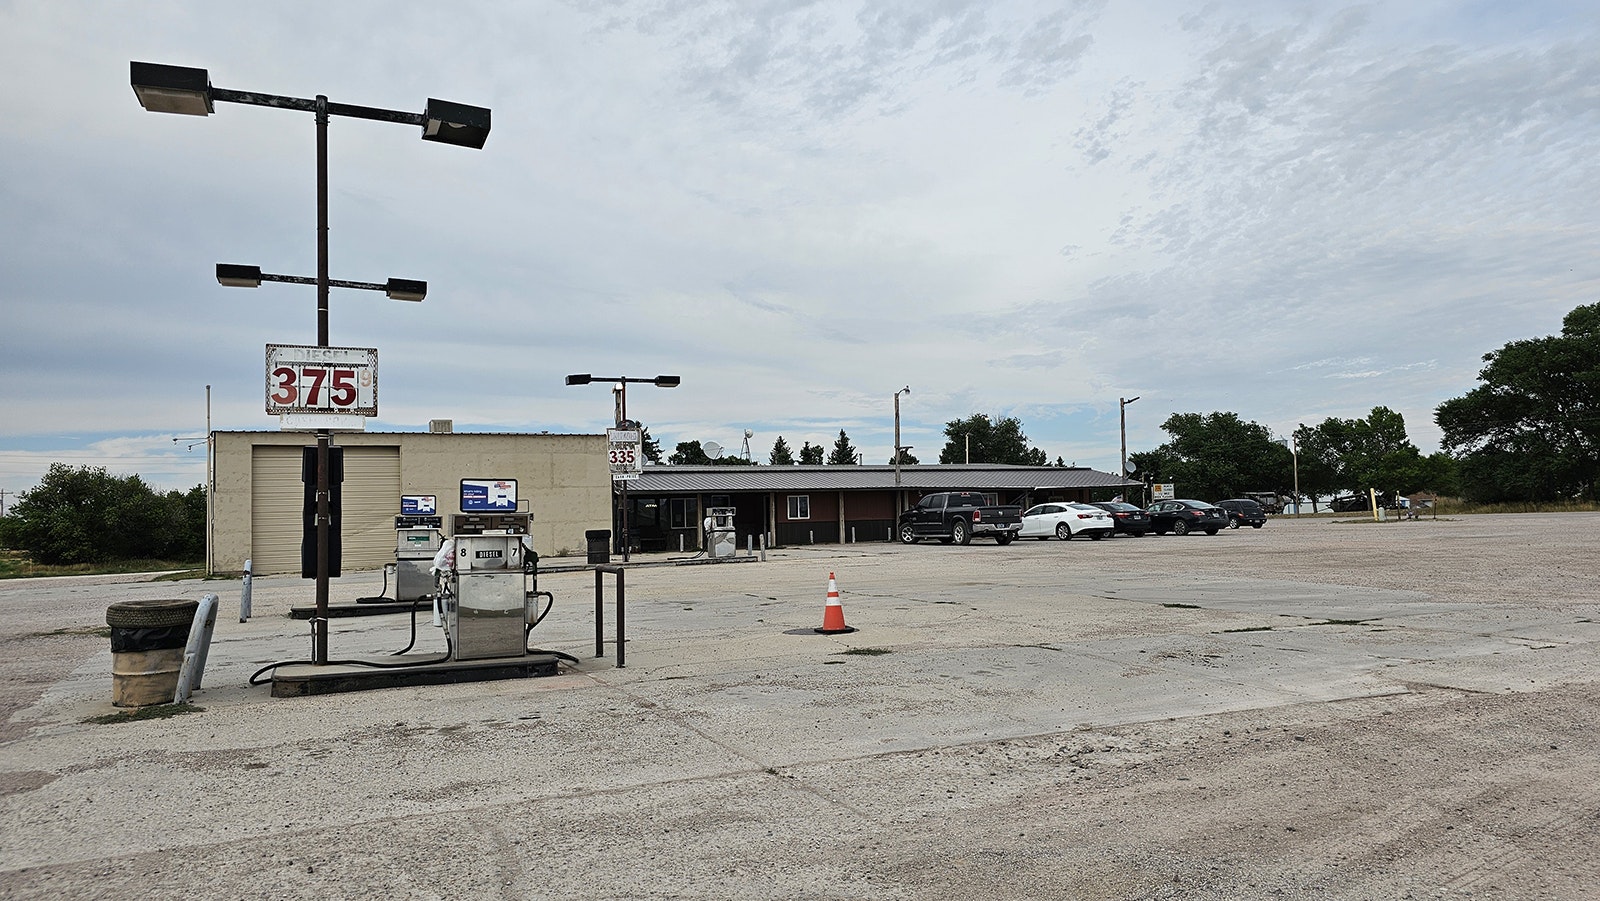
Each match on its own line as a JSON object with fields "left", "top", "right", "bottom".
{"left": 898, "top": 491, "right": 1023, "bottom": 546}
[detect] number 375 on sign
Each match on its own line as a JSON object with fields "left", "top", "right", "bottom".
{"left": 265, "top": 344, "right": 378, "bottom": 417}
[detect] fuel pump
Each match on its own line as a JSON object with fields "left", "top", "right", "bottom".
{"left": 431, "top": 513, "right": 548, "bottom": 660}
{"left": 394, "top": 515, "right": 444, "bottom": 603}
{"left": 704, "top": 506, "right": 738, "bottom": 558}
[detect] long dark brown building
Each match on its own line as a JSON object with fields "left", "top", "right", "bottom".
{"left": 621, "top": 464, "right": 1140, "bottom": 551}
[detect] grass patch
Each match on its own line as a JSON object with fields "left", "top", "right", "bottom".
{"left": 0, "top": 553, "right": 205, "bottom": 581}
{"left": 835, "top": 647, "right": 893, "bottom": 656}
{"left": 85, "top": 703, "right": 204, "bottom": 724}
{"left": 1219, "top": 626, "right": 1274, "bottom": 633}
{"left": 1162, "top": 603, "right": 1201, "bottom": 609}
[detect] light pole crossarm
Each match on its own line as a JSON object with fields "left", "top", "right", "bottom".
{"left": 207, "top": 89, "right": 428, "bottom": 127}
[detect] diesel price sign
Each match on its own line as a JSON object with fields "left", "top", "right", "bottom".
{"left": 265, "top": 344, "right": 378, "bottom": 417}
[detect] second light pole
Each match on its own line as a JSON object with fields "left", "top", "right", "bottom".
{"left": 565, "top": 374, "right": 680, "bottom": 562}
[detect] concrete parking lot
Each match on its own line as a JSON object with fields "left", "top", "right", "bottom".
{"left": 1, "top": 513, "right": 1598, "bottom": 899}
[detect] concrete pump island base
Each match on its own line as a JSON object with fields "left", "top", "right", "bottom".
{"left": 2, "top": 513, "right": 1599, "bottom": 899}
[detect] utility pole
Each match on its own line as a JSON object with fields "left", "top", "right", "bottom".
{"left": 1120, "top": 396, "right": 1140, "bottom": 503}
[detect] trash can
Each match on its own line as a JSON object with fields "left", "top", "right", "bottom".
{"left": 585, "top": 529, "right": 611, "bottom": 565}
{"left": 106, "top": 599, "right": 198, "bottom": 707}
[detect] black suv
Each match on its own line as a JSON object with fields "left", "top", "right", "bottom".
{"left": 1214, "top": 498, "right": 1267, "bottom": 529}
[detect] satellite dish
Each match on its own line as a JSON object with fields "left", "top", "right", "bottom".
{"left": 703, "top": 441, "right": 724, "bottom": 459}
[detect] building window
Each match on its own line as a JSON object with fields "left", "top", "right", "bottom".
{"left": 787, "top": 495, "right": 810, "bottom": 520}
{"left": 669, "top": 498, "right": 699, "bottom": 529}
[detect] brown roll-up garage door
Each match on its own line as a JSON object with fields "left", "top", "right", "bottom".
{"left": 250, "top": 445, "right": 401, "bottom": 575}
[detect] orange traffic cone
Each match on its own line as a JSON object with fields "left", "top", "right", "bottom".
{"left": 815, "top": 571, "right": 856, "bottom": 634}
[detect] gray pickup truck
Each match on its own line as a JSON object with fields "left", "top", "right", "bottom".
{"left": 898, "top": 491, "right": 1023, "bottom": 546}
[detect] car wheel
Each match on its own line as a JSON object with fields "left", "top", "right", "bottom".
{"left": 899, "top": 524, "right": 918, "bottom": 544}
{"left": 1229, "top": 519, "right": 1240, "bottom": 529}
{"left": 1132, "top": 531, "right": 1147, "bottom": 537}
{"left": 1251, "top": 523, "right": 1264, "bottom": 529}
{"left": 1172, "top": 520, "right": 1191, "bottom": 536}
{"left": 1089, "top": 531, "right": 1104, "bottom": 540}
{"left": 995, "top": 533, "right": 1014, "bottom": 546}
{"left": 1056, "top": 523, "right": 1071, "bottom": 541}
{"left": 1205, "top": 528, "right": 1219, "bottom": 535}
{"left": 952, "top": 520, "right": 970, "bottom": 545}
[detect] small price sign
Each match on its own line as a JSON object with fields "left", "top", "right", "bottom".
{"left": 607, "top": 428, "right": 642, "bottom": 481}
{"left": 266, "top": 345, "right": 378, "bottom": 417}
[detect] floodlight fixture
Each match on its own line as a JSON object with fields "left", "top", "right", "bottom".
{"left": 130, "top": 62, "right": 213, "bottom": 116}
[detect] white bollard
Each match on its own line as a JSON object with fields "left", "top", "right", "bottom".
{"left": 239, "top": 559, "right": 253, "bottom": 623}
{"left": 759, "top": 533, "right": 767, "bottom": 562}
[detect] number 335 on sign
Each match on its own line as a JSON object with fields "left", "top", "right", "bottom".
{"left": 265, "top": 345, "right": 378, "bottom": 416}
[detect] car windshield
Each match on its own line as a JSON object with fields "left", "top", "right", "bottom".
{"left": 1067, "top": 503, "right": 1101, "bottom": 512}
{"left": 1100, "top": 503, "right": 1137, "bottom": 511}
{"left": 1179, "top": 500, "right": 1218, "bottom": 509}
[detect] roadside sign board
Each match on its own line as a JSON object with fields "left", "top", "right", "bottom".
{"left": 266, "top": 345, "right": 378, "bottom": 418}
{"left": 607, "top": 428, "right": 642, "bottom": 481}
{"left": 1152, "top": 483, "right": 1176, "bottom": 501}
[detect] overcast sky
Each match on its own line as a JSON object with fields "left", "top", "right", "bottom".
{"left": 2, "top": 0, "right": 1597, "bottom": 495}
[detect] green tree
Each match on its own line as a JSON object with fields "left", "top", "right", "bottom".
{"left": 938, "top": 414, "right": 1048, "bottom": 465}
{"left": 889, "top": 448, "right": 919, "bottom": 465}
{"left": 1131, "top": 412, "right": 1292, "bottom": 500}
{"left": 639, "top": 427, "right": 663, "bottom": 465}
{"left": 8, "top": 463, "right": 204, "bottom": 564}
{"left": 668, "top": 441, "right": 713, "bottom": 465}
{"left": 798, "top": 441, "right": 824, "bottom": 465}
{"left": 1298, "top": 407, "right": 1437, "bottom": 500}
{"left": 769, "top": 436, "right": 795, "bottom": 465}
{"left": 827, "top": 429, "right": 859, "bottom": 465}
{"left": 1436, "top": 302, "right": 1600, "bottom": 502}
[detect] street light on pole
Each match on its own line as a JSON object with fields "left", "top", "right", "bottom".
{"left": 1120, "top": 396, "right": 1140, "bottom": 502}
{"left": 565, "top": 374, "right": 681, "bottom": 562}
{"left": 1293, "top": 424, "right": 1302, "bottom": 518}
{"left": 134, "top": 61, "right": 489, "bottom": 666}
{"left": 893, "top": 386, "right": 911, "bottom": 487}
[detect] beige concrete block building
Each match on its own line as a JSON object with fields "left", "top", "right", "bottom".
{"left": 210, "top": 431, "right": 609, "bottom": 575}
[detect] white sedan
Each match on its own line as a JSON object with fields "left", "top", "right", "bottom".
{"left": 1018, "top": 502, "right": 1115, "bottom": 541}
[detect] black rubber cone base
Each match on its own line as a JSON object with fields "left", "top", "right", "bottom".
{"left": 814, "top": 626, "right": 858, "bottom": 634}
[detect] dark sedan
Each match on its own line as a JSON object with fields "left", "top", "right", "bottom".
{"left": 1089, "top": 501, "right": 1151, "bottom": 536}
{"left": 1215, "top": 498, "right": 1268, "bottom": 529}
{"left": 1146, "top": 499, "right": 1229, "bottom": 535}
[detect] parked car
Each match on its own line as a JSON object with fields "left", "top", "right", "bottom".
{"left": 1019, "top": 502, "right": 1115, "bottom": 540}
{"left": 1089, "top": 501, "right": 1151, "bottom": 536}
{"left": 899, "top": 491, "right": 1023, "bottom": 545}
{"left": 1146, "top": 499, "right": 1229, "bottom": 535}
{"left": 1214, "top": 498, "right": 1267, "bottom": 529}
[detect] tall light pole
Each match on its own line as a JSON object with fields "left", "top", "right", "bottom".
{"left": 1292, "top": 424, "right": 1302, "bottom": 518}
{"left": 134, "top": 62, "right": 489, "bottom": 666}
{"left": 893, "top": 387, "right": 911, "bottom": 487}
{"left": 1120, "top": 396, "right": 1140, "bottom": 502}
{"left": 565, "top": 374, "right": 681, "bottom": 563}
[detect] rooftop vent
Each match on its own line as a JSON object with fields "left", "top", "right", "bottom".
{"left": 429, "top": 419, "right": 453, "bottom": 433}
